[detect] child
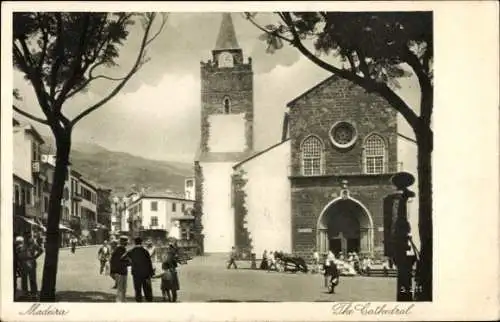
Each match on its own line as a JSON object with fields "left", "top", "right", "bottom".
{"left": 153, "top": 249, "right": 180, "bottom": 302}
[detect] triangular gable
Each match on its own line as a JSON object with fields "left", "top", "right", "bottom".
{"left": 286, "top": 74, "right": 341, "bottom": 108}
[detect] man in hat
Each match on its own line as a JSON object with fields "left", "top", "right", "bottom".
{"left": 110, "top": 236, "right": 130, "bottom": 302}
{"left": 18, "top": 232, "right": 43, "bottom": 297}
{"left": 122, "top": 237, "right": 154, "bottom": 302}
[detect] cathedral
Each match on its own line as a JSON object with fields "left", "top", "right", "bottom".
{"left": 194, "top": 13, "right": 418, "bottom": 259}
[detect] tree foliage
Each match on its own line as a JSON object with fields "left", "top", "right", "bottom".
{"left": 13, "top": 12, "right": 166, "bottom": 127}
{"left": 246, "top": 12, "right": 433, "bottom": 131}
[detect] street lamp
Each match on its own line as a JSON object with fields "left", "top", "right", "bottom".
{"left": 390, "top": 172, "right": 416, "bottom": 302}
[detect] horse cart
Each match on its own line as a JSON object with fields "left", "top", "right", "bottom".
{"left": 275, "top": 252, "right": 309, "bottom": 273}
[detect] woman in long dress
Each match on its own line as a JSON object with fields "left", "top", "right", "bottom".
{"left": 161, "top": 245, "right": 180, "bottom": 302}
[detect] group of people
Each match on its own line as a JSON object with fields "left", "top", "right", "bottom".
{"left": 97, "top": 236, "right": 182, "bottom": 302}
{"left": 13, "top": 232, "right": 44, "bottom": 298}
{"left": 258, "top": 250, "right": 286, "bottom": 271}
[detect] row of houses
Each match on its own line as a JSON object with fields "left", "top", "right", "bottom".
{"left": 13, "top": 118, "right": 112, "bottom": 246}
{"left": 110, "top": 179, "right": 199, "bottom": 251}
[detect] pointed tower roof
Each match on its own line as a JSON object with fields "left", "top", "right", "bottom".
{"left": 215, "top": 13, "right": 240, "bottom": 50}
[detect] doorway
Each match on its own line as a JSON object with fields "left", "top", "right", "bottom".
{"left": 347, "top": 238, "right": 360, "bottom": 253}
{"left": 329, "top": 238, "right": 342, "bottom": 255}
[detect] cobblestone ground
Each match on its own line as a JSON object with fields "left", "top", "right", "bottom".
{"left": 19, "top": 246, "right": 395, "bottom": 302}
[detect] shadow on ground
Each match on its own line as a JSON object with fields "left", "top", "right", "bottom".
{"left": 55, "top": 291, "right": 166, "bottom": 302}
{"left": 16, "top": 292, "right": 281, "bottom": 303}
{"left": 206, "top": 299, "right": 278, "bottom": 303}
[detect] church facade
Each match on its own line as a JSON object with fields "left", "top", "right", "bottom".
{"left": 194, "top": 13, "right": 418, "bottom": 259}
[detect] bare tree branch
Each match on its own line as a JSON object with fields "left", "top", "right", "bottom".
{"left": 50, "top": 13, "right": 64, "bottom": 101}
{"left": 279, "top": 12, "right": 421, "bottom": 130}
{"left": 145, "top": 13, "right": 168, "bottom": 46}
{"left": 244, "top": 13, "right": 294, "bottom": 44}
{"left": 13, "top": 105, "right": 49, "bottom": 125}
{"left": 55, "top": 14, "right": 91, "bottom": 108}
{"left": 71, "top": 15, "right": 158, "bottom": 126}
{"left": 36, "top": 13, "right": 49, "bottom": 72}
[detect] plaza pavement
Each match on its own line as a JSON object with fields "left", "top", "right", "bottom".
{"left": 20, "top": 245, "right": 395, "bottom": 302}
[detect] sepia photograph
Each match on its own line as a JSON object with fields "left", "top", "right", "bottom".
{"left": 1, "top": 2, "right": 499, "bottom": 322}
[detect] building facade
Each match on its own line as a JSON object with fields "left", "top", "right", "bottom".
{"left": 13, "top": 119, "right": 45, "bottom": 235}
{"left": 124, "top": 193, "right": 195, "bottom": 240}
{"left": 195, "top": 13, "right": 419, "bottom": 258}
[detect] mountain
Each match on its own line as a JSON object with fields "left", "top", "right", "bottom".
{"left": 41, "top": 136, "right": 194, "bottom": 195}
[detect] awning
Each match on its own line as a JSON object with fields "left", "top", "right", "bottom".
{"left": 59, "top": 224, "right": 73, "bottom": 231}
{"left": 19, "top": 216, "right": 46, "bottom": 230}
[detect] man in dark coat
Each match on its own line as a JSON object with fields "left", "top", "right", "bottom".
{"left": 122, "top": 237, "right": 154, "bottom": 302}
{"left": 324, "top": 260, "right": 340, "bottom": 294}
{"left": 110, "top": 236, "right": 130, "bottom": 302}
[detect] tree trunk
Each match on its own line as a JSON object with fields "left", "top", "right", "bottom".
{"left": 416, "top": 127, "right": 433, "bottom": 301}
{"left": 39, "top": 131, "right": 71, "bottom": 302}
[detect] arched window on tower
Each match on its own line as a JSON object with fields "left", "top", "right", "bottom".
{"left": 363, "top": 134, "right": 386, "bottom": 174}
{"left": 223, "top": 97, "right": 231, "bottom": 114}
{"left": 301, "top": 135, "right": 323, "bottom": 176}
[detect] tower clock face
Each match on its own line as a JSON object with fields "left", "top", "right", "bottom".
{"left": 218, "top": 52, "right": 234, "bottom": 68}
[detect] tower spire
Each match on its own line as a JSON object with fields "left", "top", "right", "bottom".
{"left": 215, "top": 13, "right": 240, "bottom": 50}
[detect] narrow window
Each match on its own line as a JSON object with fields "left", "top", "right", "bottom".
{"left": 364, "top": 134, "right": 386, "bottom": 174}
{"left": 151, "top": 201, "right": 158, "bottom": 211}
{"left": 301, "top": 136, "right": 323, "bottom": 176}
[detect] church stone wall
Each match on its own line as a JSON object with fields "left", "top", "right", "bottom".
{"left": 290, "top": 175, "right": 396, "bottom": 260}
{"left": 288, "top": 76, "right": 398, "bottom": 177}
{"left": 200, "top": 66, "right": 254, "bottom": 153}
{"left": 234, "top": 140, "right": 292, "bottom": 257}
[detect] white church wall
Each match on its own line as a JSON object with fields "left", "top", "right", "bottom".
{"left": 397, "top": 135, "right": 420, "bottom": 248}
{"left": 201, "top": 161, "right": 236, "bottom": 253}
{"left": 236, "top": 140, "right": 292, "bottom": 256}
{"left": 207, "top": 114, "right": 246, "bottom": 152}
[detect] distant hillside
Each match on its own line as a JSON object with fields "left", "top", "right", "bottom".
{"left": 41, "top": 136, "right": 193, "bottom": 195}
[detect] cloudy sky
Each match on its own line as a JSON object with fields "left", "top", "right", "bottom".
{"left": 14, "top": 12, "right": 420, "bottom": 163}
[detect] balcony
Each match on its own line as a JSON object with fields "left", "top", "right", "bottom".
{"left": 72, "top": 192, "right": 83, "bottom": 202}
{"left": 32, "top": 161, "right": 40, "bottom": 173}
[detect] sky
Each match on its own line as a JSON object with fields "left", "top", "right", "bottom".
{"left": 13, "top": 12, "right": 420, "bottom": 163}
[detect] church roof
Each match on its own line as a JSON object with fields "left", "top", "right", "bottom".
{"left": 233, "top": 139, "right": 291, "bottom": 169}
{"left": 215, "top": 13, "right": 240, "bottom": 50}
{"left": 286, "top": 74, "right": 340, "bottom": 108}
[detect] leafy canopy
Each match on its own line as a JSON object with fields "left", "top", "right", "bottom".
{"left": 250, "top": 12, "right": 433, "bottom": 89}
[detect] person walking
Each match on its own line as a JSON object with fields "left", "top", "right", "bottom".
{"left": 13, "top": 236, "right": 24, "bottom": 298}
{"left": 70, "top": 236, "right": 77, "bottom": 254}
{"left": 312, "top": 248, "right": 320, "bottom": 274}
{"left": 18, "top": 233, "right": 44, "bottom": 297}
{"left": 324, "top": 259, "right": 340, "bottom": 294}
{"left": 122, "top": 237, "right": 154, "bottom": 302}
{"left": 109, "top": 240, "right": 118, "bottom": 288}
{"left": 110, "top": 236, "right": 130, "bottom": 302}
{"left": 259, "top": 250, "right": 268, "bottom": 270}
{"left": 97, "top": 240, "right": 111, "bottom": 275}
{"left": 227, "top": 246, "right": 238, "bottom": 269}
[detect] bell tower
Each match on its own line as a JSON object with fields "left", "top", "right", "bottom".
{"left": 200, "top": 13, "right": 254, "bottom": 155}
{"left": 195, "top": 13, "right": 255, "bottom": 254}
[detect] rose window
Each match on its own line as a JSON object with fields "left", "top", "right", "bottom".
{"left": 329, "top": 121, "right": 358, "bottom": 149}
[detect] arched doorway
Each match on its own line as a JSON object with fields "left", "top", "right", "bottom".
{"left": 317, "top": 197, "right": 374, "bottom": 256}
